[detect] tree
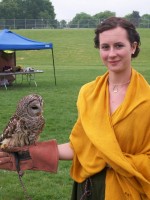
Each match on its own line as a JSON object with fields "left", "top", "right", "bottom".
{"left": 0, "top": 0, "right": 19, "bottom": 19}
{"left": 93, "top": 11, "right": 116, "bottom": 23}
{"left": 125, "top": 11, "right": 141, "bottom": 27}
{"left": 68, "top": 12, "right": 96, "bottom": 28}
{"left": 0, "top": 0, "right": 55, "bottom": 20}
{"left": 59, "top": 20, "right": 67, "bottom": 28}
{"left": 140, "top": 14, "right": 150, "bottom": 28}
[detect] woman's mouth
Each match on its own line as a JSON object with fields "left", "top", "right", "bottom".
{"left": 108, "top": 60, "right": 120, "bottom": 65}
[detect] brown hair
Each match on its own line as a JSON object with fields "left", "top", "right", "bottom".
{"left": 94, "top": 17, "right": 141, "bottom": 58}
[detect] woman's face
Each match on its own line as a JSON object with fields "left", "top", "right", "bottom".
{"left": 99, "top": 27, "right": 136, "bottom": 73}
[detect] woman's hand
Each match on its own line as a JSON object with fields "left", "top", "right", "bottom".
{"left": 0, "top": 140, "right": 59, "bottom": 173}
{"left": 0, "top": 150, "right": 16, "bottom": 170}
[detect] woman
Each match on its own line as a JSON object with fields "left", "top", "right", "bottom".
{"left": 0, "top": 17, "right": 150, "bottom": 199}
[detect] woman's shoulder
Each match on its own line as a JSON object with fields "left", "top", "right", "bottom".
{"left": 79, "top": 72, "right": 108, "bottom": 97}
{"left": 80, "top": 76, "right": 102, "bottom": 92}
{"left": 133, "top": 68, "right": 149, "bottom": 83}
{"left": 134, "top": 69, "right": 150, "bottom": 91}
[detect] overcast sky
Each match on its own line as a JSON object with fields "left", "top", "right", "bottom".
{"left": 51, "top": 0, "right": 149, "bottom": 21}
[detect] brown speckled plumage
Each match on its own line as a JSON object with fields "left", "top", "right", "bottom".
{"left": 0, "top": 94, "right": 45, "bottom": 149}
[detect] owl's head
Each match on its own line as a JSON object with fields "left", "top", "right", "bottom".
{"left": 16, "top": 94, "right": 44, "bottom": 118}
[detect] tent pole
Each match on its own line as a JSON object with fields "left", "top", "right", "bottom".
{"left": 51, "top": 48, "right": 56, "bottom": 86}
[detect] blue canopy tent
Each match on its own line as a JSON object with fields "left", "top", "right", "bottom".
{"left": 0, "top": 29, "right": 56, "bottom": 85}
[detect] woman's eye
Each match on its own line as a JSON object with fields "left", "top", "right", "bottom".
{"left": 115, "top": 44, "right": 124, "bottom": 49}
{"left": 101, "top": 45, "right": 109, "bottom": 50}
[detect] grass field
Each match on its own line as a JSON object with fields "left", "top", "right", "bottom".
{"left": 0, "top": 28, "right": 150, "bottom": 200}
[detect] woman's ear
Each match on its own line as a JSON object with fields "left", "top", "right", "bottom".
{"left": 132, "top": 42, "right": 137, "bottom": 54}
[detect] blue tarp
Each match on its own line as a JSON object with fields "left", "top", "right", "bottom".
{"left": 0, "top": 29, "right": 53, "bottom": 50}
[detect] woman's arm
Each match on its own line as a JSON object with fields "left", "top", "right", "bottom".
{"left": 58, "top": 142, "right": 74, "bottom": 160}
{"left": 0, "top": 141, "right": 74, "bottom": 172}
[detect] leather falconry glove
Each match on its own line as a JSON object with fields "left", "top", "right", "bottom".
{"left": 0, "top": 140, "right": 58, "bottom": 173}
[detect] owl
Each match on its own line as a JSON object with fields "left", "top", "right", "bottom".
{"left": 0, "top": 94, "right": 45, "bottom": 150}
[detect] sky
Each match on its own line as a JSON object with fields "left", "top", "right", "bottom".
{"left": 51, "top": 0, "right": 150, "bottom": 21}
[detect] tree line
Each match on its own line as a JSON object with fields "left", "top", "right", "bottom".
{"left": 61, "top": 11, "right": 150, "bottom": 29}
{"left": 0, "top": 0, "right": 149, "bottom": 29}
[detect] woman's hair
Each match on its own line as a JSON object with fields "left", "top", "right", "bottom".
{"left": 94, "top": 17, "right": 141, "bottom": 58}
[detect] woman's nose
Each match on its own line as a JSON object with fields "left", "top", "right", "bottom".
{"left": 108, "top": 47, "right": 116, "bottom": 57}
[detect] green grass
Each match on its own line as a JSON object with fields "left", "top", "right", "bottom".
{"left": 0, "top": 28, "right": 150, "bottom": 200}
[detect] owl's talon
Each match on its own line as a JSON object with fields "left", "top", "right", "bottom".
{"left": 1, "top": 143, "right": 8, "bottom": 150}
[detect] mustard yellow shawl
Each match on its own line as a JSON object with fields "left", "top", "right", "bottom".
{"left": 70, "top": 68, "right": 150, "bottom": 199}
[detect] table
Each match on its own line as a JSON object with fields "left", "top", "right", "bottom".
{"left": 0, "top": 70, "right": 44, "bottom": 90}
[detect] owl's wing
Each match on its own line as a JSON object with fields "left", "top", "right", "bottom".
{"left": 0, "top": 115, "right": 19, "bottom": 143}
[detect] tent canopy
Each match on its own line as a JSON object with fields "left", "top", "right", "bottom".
{"left": 0, "top": 29, "right": 53, "bottom": 50}
{"left": 0, "top": 29, "right": 56, "bottom": 85}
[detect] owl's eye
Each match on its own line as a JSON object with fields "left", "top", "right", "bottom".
{"left": 31, "top": 106, "right": 38, "bottom": 110}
